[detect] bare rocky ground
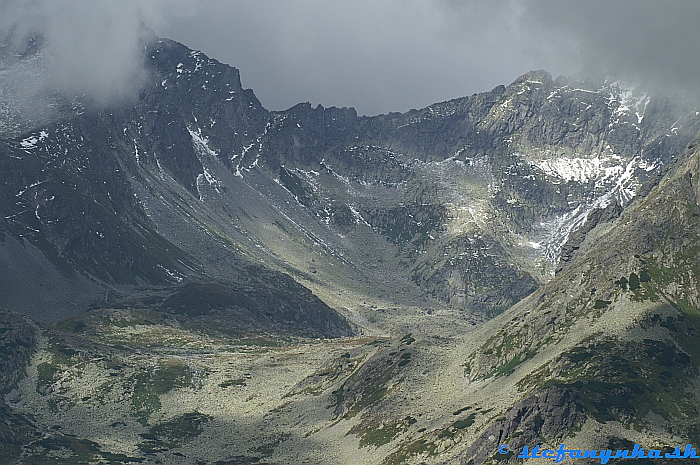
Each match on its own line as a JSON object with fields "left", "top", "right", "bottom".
{"left": 1, "top": 302, "right": 478, "bottom": 464}
{"left": 6, "top": 288, "right": 696, "bottom": 465}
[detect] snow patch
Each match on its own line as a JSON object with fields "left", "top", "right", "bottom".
{"left": 349, "top": 205, "right": 371, "bottom": 227}
{"left": 133, "top": 139, "right": 140, "bottom": 164}
{"left": 188, "top": 127, "right": 218, "bottom": 159}
{"left": 157, "top": 264, "right": 184, "bottom": 283}
{"left": 20, "top": 136, "right": 38, "bottom": 149}
{"left": 202, "top": 168, "right": 221, "bottom": 193}
{"left": 535, "top": 157, "right": 601, "bottom": 183}
{"left": 196, "top": 167, "right": 222, "bottom": 201}
{"left": 607, "top": 82, "right": 650, "bottom": 125}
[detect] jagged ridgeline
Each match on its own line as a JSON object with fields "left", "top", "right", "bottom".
{"left": 2, "top": 31, "right": 700, "bottom": 464}
{"left": 2, "top": 34, "right": 698, "bottom": 322}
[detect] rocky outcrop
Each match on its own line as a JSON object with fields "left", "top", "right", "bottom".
{"left": 457, "top": 387, "right": 585, "bottom": 465}
{"left": 159, "top": 279, "right": 353, "bottom": 338}
{"left": 556, "top": 201, "right": 622, "bottom": 274}
{"left": 412, "top": 234, "right": 538, "bottom": 315}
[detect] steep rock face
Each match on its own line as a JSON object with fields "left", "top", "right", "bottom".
{"left": 0, "top": 129, "right": 194, "bottom": 286}
{"left": 412, "top": 234, "right": 538, "bottom": 315}
{"left": 0, "top": 37, "right": 353, "bottom": 338}
{"left": 260, "top": 103, "right": 359, "bottom": 171}
{"left": 144, "top": 38, "right": 270, "bottom": 182}
{"left": 555, "top": 201, "right": 623, "bottom": 274}
{"left": 457, "top": 387, "right": 585, "bottom": 465}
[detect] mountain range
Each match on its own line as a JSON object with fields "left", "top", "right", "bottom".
{"left": 1, "top": 32, "right": 700, "bottom": 464}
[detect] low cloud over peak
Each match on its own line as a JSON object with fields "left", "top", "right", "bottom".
{"left": 1, "top": 1, "right": 699, "bottom": 116}
{"left": 0, "top": 0, "right": 193, "bottom": 106}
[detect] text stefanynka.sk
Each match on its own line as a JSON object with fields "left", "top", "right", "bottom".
{"left": 497, "top": 443, "right": 700, "bottom": 463}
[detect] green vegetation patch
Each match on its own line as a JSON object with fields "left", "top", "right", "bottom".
{"left": 347, "top": 384, "right": 388, "bottom": 419}
{"left": 0, "top": 431, "right": 111, "bottom": 465}
{"left": 566, "top": 346, "right": 594, "bottom": 363}
{"left": 467, "top": 325, "right": 544, "bottom": 381}
{"left": 45, "top": 336, "right": 80, "bottom": 365}
{"left": 453, "top": 406, "right": 472, "bottom": 416}
{"left": 252, "top": 433, "right": 291, "bottom": 456}
{"left": 130, "top": 359, "right": 193, "bottom": 426}
{"left": 351, "top": 421, "right": 402, "bottom": 448}
{"left": 438, "top": 413, "right": 477, "bottom": 439}
{"left": 483, "top": 348, "right": 536, "bottom": 380}
{"left": 536, "top": 319, "right": 700, "bottom": 429}
{"left": 36, "top": 361, "right": 60, "bottom": 395}
{"left": 287, "top": 351, "right": 364, "bottom": 398}
{"left": 615, "top": 277, "right": 628, "bottom": 290}
{"left": 350, "top": 415, "right": 420, "bottom": 449}
{"left": 380, "top": 439, "right": 438, "bottom": 465}
{"left": 332, "top": 345, "right": 414, "bottom": 419}
{"left": 629, "top": 272, "right": 641, "bottom": 291}
{"left": 34, "top": 336, "right": 84, "bottom": 396}
{"left": 54, "top": 318, "right": 88, "bottom": 333}
{"left": 219, "top": 378, "right": 246, "bottom": 388}
{"left": 138, "top": 411, "right": 211, "bottom": 454}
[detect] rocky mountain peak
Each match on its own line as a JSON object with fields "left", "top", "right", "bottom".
{"left": 2, "top": 33, "right": 700, "bottom": 464}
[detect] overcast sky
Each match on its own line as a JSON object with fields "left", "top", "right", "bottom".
{"left": 2, "top": 1, "right": 700, "bottom": 115}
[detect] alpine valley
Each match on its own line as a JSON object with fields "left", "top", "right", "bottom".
{"left": 2, "top": 31, "right": 700, "bottom": 464}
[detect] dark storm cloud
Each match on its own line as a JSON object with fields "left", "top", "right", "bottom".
{"left": 160, "top": 0, "right": 535, "bottom": 115}
{"left": 160, "top": 1, "right": 700, "bottom": 115}
{"left": 1, "top": 1, "right": 698, "bottom": 116}
{"left": 511, "top": 0, "right": 700, "bottom": 92}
